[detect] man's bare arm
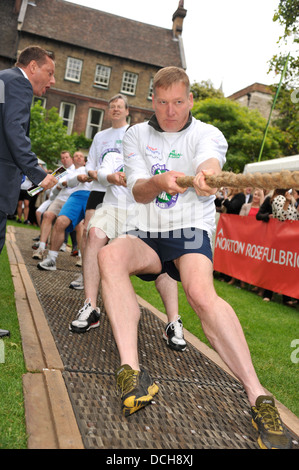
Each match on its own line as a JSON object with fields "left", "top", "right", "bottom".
{"left": 132, "top": 170, "right": 187, "bottom": 204}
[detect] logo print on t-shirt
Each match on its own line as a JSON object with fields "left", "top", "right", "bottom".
{"left": 151, "top": 163, "right": 178, "bottom": 209}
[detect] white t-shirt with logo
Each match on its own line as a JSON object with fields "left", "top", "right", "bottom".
{"left": 85, "top": 125, "right": 129, "bottom": 192}
{"left": 123, "top": 117, "right": 227, "bottom": 237}
{"left": 97, "top": 152, "right": 135, "bottom": 209}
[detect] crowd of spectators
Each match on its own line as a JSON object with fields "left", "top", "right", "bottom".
{"left": 214, "top": 185, "right": 299, "bottom": 306}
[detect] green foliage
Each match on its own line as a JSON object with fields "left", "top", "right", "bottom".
{"left": 270, "top": 0, "right": 299, "bottom": 87}
{"left": 191, "top": 79, "right": 224, "bottom": 101}
{"left": 29, "top": 102, "right": 91, "bottom": 169}
{"left": 192, "top": 98, "right": 285, "bottom": 172}
{"left": 30, "top": 102, "right": 76, "bottom": 167}
{"left": 270, "top": 84, "right": 299, "bottom": 155}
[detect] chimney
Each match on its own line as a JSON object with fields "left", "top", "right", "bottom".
{"left": 172, "top": 0, "right": 187, "bottom": 38}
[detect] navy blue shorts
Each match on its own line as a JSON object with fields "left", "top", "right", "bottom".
{"left": 127, "top": 227, "right": 213, "bottom": 282}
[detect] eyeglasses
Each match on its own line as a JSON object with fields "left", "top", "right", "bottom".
{"left": 109, "top": 105, "right": 126, "bottom": 110}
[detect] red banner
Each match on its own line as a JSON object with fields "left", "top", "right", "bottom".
{"left": 213, "top": 214, "right": 299, "bottom": 299}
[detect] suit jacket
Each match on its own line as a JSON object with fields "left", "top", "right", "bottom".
{"left": 0, "top": 67, "right": 47, "bottom": 215}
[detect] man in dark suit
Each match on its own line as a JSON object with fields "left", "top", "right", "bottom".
{"left": 0, "top": 45, "right": 58, "bottom": 336}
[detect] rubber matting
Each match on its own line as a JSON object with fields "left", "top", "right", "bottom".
{"left": 15, "top": 227, "right": 298, "bottom": 449}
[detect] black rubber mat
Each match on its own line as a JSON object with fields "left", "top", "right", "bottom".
{"left": 15, "top": 227, "right": 298, "bottom": 449}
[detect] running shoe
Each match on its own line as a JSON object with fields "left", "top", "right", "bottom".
{"left": 32, "top": 247, "right": 45, "bottom": 260}
{"left": 37, "top": 257, "right": 56, "bottom": 271}
{"left": 69, "top": 300, "right": 100, "bottom": 333}
{"left": 115, "top": 364, "right": 159, "bottom": 417}
{"left": 75, "top": 256, "right": 82, "bottom": 267}
{"left": 251, "top": 395, "right": 292, "bottom": 449}
{"left": 69, "top": 273, "right": 84, "bottom": 290}
{"left": 163, "top": 316, "right": 186, "bottom": 351}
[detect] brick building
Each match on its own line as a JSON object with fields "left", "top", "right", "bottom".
{"left": 0, "top": 0, "right": 187, "bottom": 137}
{"left": 227, "top": 83, "right": 274, "bottom": 120}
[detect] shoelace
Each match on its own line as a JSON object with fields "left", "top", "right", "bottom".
{"left": 117, "top": 369, "right": 138, "bottom": 396}
{"left": 169, "top": 316, "right": 183, "bottom": 338}
{"left": 76, "top": 299, "right": 93, "bottom": 321}
{"left": 257, "top": 403, "right": 283, "bottom": 432}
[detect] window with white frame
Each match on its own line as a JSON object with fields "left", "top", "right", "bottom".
{"left": 94, "top": 65, "right": 111, "bottom": 88}
{"left": 59, "top": 102, "right": 76, "bottom": 134}
{"left": 65, "top": 57, "right": 83, "bottom": 83}
{"left": 148, "top": 77, "right": 154, "bottom": 100}
{"left": 86, "top": 108, "right": 104, "bottom": 139}
{"left": 121, "top": 71, "right": 138, "bottom": 95}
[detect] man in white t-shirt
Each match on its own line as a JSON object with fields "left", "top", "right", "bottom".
{"left": 69, "top": 94, "right": 129, "bottom": 287}
{"left": 32, "top": 150, "right": 75, "bottom": 260}
{"left": 68, "top": 151, "right": 187, "bottom": 353}
{"left": 96, "top": 67, "right": 292, "bottom": 450}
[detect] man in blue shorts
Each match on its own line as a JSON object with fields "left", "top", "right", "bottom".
{"left": 37, "top": 151, "right": 91, "bottom": 271}
{"left": 97, "top": 67, "right": 292, "bottom": 449}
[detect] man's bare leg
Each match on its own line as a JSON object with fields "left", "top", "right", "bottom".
{"left": 98, "top": 236, "right": 162, "bottom": 371}
{"left": 39, "top": 211, "right": 56, "bottom": 245}
{"left": 83, "top": 227, "right": 108, "bottom": 308}
{"left": 48, "top": 215, "right": 71, "bottom": 252}
{"left": 155, "top": 273, "right": 179, "bottom": 322}
{"left": 176, "top": 252, "right": 265, "bottom": 406}
{"left": 155, "top": 273, "right": 186, "bottom": 351}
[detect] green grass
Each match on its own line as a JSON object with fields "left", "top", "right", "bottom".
{"left": 0, "top": 245, "right": 27, "bottom": 449}
{"left": 131, "top": 275, "right": 299, "bottom": 418}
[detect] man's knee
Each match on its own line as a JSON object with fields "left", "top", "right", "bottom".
{"left": 98, "top": 243, "right": 119, "bottom": 275}
{"left": 54, "top": 215, "right": 69, "bottom": 232}
{"left": 43, "top": 211, "right": 56, "bottom": 223}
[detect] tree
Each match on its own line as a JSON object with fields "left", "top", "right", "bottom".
{"left": 192, "top": 98, "right": 285, "bottom": 173}
{"left": 269, "top": 0, "right": 299, "bottom": 87}
{"left": 29, "top": 102, "right": 89, "bottom": 168}
{"left": 191, "top": 79, "right": 224, "bottom": 101}
{"left": 270, "top": 84, "right": 299, "bottom": 155}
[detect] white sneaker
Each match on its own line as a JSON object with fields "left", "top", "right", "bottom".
{"left": 60, "top": 243, "right": 67, "bottom": 252}
{"left": 163, "top": 316, "right": 186, "bottom": 351}
{"left": 37, "top": 257, "right": 57, "bottom": 271}
{"left": 32, "top": 247, "right": 45, "bottom": 260}
{"left": 75, "top": 256, "right": 82, "bottom": 267}
{"left": 69, "top": 300, "right": 100, "bottom": 333}
{"left": 69, "top": 273, "right": 84, "bottom": 290}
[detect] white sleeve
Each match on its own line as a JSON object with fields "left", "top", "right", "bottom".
{"left": 123, "top": 126, "right": 151, "bottom": 192}
{"left": 97, "top": 153, "right": 115, "bottom": 187}
{"left": 65, "top": 167, "right": 86, "bottom": 188}
{"left": 192, "top": 123, "right": 228, "bottom": 173}
{"left": 85, "top": 138, "right": 98, "bottom": 172}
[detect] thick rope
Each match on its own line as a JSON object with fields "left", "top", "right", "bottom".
{"left": 176, "top": 170, "right": 299, "bottom": 190}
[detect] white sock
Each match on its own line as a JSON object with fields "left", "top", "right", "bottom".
{"left": 39, "top": 242, "right": 46, "bottom": 250}
{"left": 48, "top": 250, "right": 58, "bottom": 261}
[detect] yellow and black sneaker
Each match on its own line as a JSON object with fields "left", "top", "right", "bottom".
{"left": 251, "top": 395, "right": 292, "bottom": 449}
{"left": 115, "top": 364, "right": 159, "bottom": 417}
